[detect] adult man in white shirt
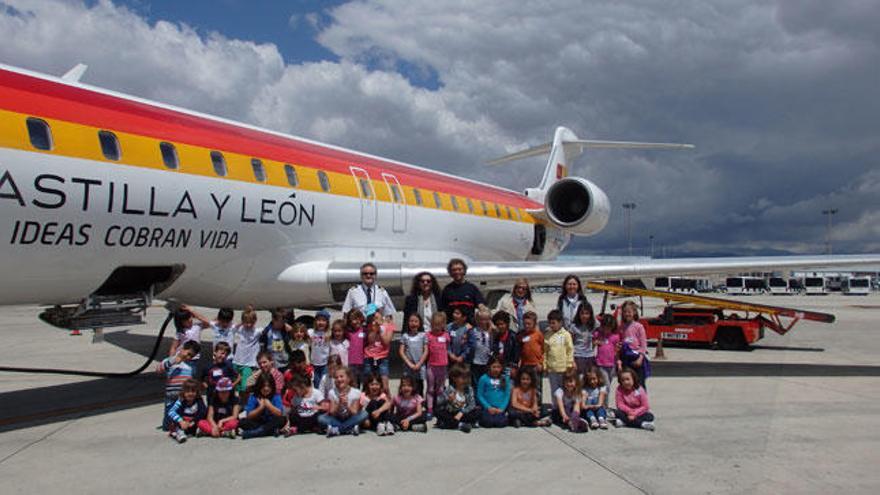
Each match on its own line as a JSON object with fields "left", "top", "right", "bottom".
{"left": 342, "top": 262, "right": 396, "bottom": 320}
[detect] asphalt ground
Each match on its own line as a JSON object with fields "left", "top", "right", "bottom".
{"left": 1, "top": 293, "right": 879, "bottom": 494}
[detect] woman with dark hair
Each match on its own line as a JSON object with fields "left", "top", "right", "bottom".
{"left": 403, "top": 271, "right": 441, "bottom": 333}
{"left": 494, "top": 278, "right": 536, "bottom": 333}
{"left": 557, "top": 274, "right": 588, "bottom": 329}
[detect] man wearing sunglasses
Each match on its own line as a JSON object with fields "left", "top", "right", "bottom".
{"left": 342, "top": 262, "right": 396, "bottom": 321}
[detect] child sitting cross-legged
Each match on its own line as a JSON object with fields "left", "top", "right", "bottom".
{"left": 553, "top": 369, "right": 589, "bottom": 433}
{"left": 613, "top": 367, "right": 656, "bottom": 431}
{"left": 197, "top": 377, "right": 240, "bottom": 438}
{"left": 361, "top": 372, "right": 394, "bottom": 436}
{"left": 508, "top": 368, "right": 551, "bottom": 427}
{"left": 318, "top": 366, "right": 367, "bottom": 437}
{"left": 239, "top": 373, "right": 286, "bottom": 439}
{"left": 285, "top": 372, "right": 326, "bottom": 436}
{"left": 392, "top": 375, "right": 427, "bottom": 433}
{"left": 476, "top": 355, "right": 510, "bottom": 428}
{"left": 435, "top": 363, "right": 479, "bottom": 433}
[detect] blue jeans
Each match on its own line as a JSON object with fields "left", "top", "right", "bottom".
{"left": 312, "top": 365, "right": 327, "bottom": 389}
{"left": 318, "top": 410, "right": 368, "bottom": 433}
{"left": 162, "top": 394, "right": 176, "bottom": 431}
{"left": 584, "top": 406, "right": 607, "bottom": 422}
{"left": 363, "top": 357, "right": 389, "bottom": 377}
{"left": 479, "top": 408, "right": 508, "bottom": 428}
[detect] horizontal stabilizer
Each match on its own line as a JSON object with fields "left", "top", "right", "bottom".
{"left": 487, "top": 139, "right": 694, "bottom": 165}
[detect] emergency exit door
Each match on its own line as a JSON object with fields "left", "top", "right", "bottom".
{"left": 350, "top": 167, "right": 377, "bottom": 230}
{"left": 382, "top": 173, "right": 407, "bottom": 233}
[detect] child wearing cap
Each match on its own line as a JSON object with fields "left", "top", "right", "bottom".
{"left": 197, "top": 377, "right": 240, "bottom": 438}
{"left": 309, "top": 310, "right": 332, "bottom": 388}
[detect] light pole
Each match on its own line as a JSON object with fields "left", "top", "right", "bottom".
{"left": 649, "top": 234, "right": 655, "bottom": 258}
{"left": 822, "top": 208, "right": 838, "bottom": 255}
{"left": 622, "top": 202, "right": 637, "bottom": 256}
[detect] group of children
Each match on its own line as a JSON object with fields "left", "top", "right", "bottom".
{"left": 158, "top": 298, "right": 655, "bottom": 443}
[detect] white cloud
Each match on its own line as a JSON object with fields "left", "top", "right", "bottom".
{"left": 0, "top": 0, "right": 877, "bottom": 255}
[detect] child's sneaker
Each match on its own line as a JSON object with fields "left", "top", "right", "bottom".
{"left": 172, "top": 429, "right": 187, "bottom": 444}
{"left": 411, "top": 423, "right": 427, "bottom": 433}
{"left": 590, "top": 420, "right": 600, "bottom": 429}
{"left": 598, "top": 419, "right": 608, "bottom": 430}
{"left": 385, "top": 421, "right": 395, "bottom": 435}
{"left": 536, "top": 417, "right": 552, "bottom": 427}
{"left": 224, "top": 429, "right": 237, "bottom": 439}
{"left": 376, "top": 422, "right": 387, "bottom": 436}
{"left": 458, "top": 422, "right": 472, "bottom": 433}
{"left": 326, "top": 426, "right": 339, "bottom": 438}
{"left": 351, "top": 425, "right": 360, "bottom": 436}
{"left": 613, "top": 418, "right": 624, "bottom": 428}
{"left": 641, "top": 421, "right": 655, "bottom": 431}
{"left": 284, "top": 426, "right": 298, "bottom": 438}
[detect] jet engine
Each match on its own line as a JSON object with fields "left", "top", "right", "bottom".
{"left": 543, "top": 177, "right": 610, "bottom": 236}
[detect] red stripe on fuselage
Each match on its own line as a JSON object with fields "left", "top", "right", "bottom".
{"left": 0, "top": 68, "right": 542, "bottom": 209}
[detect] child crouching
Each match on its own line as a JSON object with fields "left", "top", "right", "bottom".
{"left": 392, "top": 376, "right": 427, "bottom": 432}
{"left": 361, "top": 373, "right": 394, "bottom": 436}
{"left": 613, "top": 368, "right": 655, "bottom": 431}
{"left": 435, "top": 363, "right": 479, "bottom": 433}
{"left": 167, "top": 378, "right": 206, "bottom": 443}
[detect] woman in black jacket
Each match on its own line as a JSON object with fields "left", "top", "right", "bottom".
{"left": 403, "top": 271, "right": 441, "bottom": 333}
{"left": 556, "top": 274, "right": 588, "bottom": 329}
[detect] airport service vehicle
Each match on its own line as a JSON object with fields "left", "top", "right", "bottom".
{"left": 1, "top": 62, "right": 878, "bottom": 331}
{"left": 842, "top": 277, "right": 871, "bottom": 295}
{"left": 589, "top": 282, "right": 834, "bottom": 350}
{"left": 768, "top": 277, "right": 803, "bottom": 295}
{"left": 725, "top": 277, "right": 767, "bottom": 295}
{"left": 804, "top": 277, "right": 828, "bottom": 295}
{"left": 654, "top": 276, "right": 711, "bottom": 294}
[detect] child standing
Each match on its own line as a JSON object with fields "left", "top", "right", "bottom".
{"left": 582, "top": 367, "right": 609, "bottom": 429}
{"left": 239, "top": 373, "right": 286, "bottom": 439}
{"left": 345, "top": 309, "right": 367, "bottom": 387}
{"left": 261, "top": 308, "right": 293, "bottom": 372}
{"left": 318, "top": 354, "right": 343, "bottom": 399}
{"left": 447, "top": 307, "right": 474, "bottom": 367}
{"left": 553, "top": 369, "right": 588, "bottom": 433}
{"left": 491, "top": 311, "right": 520, "bottom": 378}
{"left": 399, "top": 313, "right": 427, "bottom": 396}
{"left": 508, "top": 369, "right": 551, "bottom": 427}
{"left": 328, "top": 319, "right": 350, "bottom": 366}
{"left": 318, "top": 366, "right": 367, "bottom": 437}
{"left": 169, "top": 306, "right": 210, "bottom": 361}
{"left": 200, "top": 341, "right": 239, "bottom": 397}
{"left": 517, "top": 311, "right": 545, "bottom": 403}
{"left": 157, "top": 340, "right": 200, "bottom": 431}
{"left": 392, "top": 376, "right": 427, "bottom": 432}
{"left": 613, "top": 367, "right": 655, "bottom": 431}
{"left": 361, "top": 373, "right": 394, "bottom": 436}
{"left": 436, "top": 363, "right": 479, "bottom": 432}
{"left": 593, "top": 314, "right": 621, "bottom": 392}
{"left": 544, "top": 309, "right": 574, "bottom": 400}
{"left": 425, "top": 312, "right": 451, "bottom": 419}
{"left": 476, "top": 356, "right": 510, "bottom": 428}
{"left": 167, "top": 378, "right": 207, "bottom": 443}
{"left": 210, "top": 308, "right": 236, "bottom": 354}
{"left": 619, "top": 300, "right": 649, "bottom": 386}
{"left": 232, "top": 308, "right": 263, "bottom": 405}
{"left": 570, "top": 303, "right": 597, "bottom": 384}
{"left": 471, "top": 308, "right": 494, "bottom": 387}
{"left": 197, "top": 377, "right": 239, "bottom": 438}
{"left": 289, "top": 323, "right": 311, "bottom": 365}
{"left": 363, "top": 315, "right": 393, "bottom": 394}
{"left": 309, "top": 310, "right": 332, "bottom": 388}
{"left": 286, "top": 372, "right": 326, "bottom": 435}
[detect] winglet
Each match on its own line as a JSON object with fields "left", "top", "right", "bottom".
{"left": 61, "top": 63, "right": 88, "bottom": 83}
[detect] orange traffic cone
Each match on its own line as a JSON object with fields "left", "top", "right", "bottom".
{"left": 653, "top": 337, "right": 667, "bottom": 360}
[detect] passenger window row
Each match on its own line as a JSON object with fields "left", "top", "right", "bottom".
{"left": 24, "top": 116, "right": 522, "bottom": 220}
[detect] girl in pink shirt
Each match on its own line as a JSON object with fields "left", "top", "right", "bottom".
{"left": 613, "top": 368, "right": 655, "bottom": 431}
{"left": 593, "top": 314, "right": 621, "bottom": 390}
{"left": 345, "top": 309, "right": 366, "bottom": 388}
{"left": 619, "top": 301, "right": 648, "bottom": 385}
{"left": 425, "top": 312, "right": 451, "bottom": 418}
{"left": 363, "top": 315, "right": 393, "bottom": 394}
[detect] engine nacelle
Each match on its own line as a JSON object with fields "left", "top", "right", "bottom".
{"left": 544, "top": 177, "right": 611, "bottom": 236}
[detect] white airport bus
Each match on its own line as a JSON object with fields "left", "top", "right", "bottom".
{"left": 768, "top": 277, "right": 793, "bottom": 295}
{"left": 804, "top": 276, "right": 828, "bottom": 295}
{"left": 725, "top": 276, "right": 767, "bottom": 295}
{"left": 841, "top": 276, "right": 871, "bottom": 295}
{"left": 654, "top": 276, "right": 699, "bottom": 294}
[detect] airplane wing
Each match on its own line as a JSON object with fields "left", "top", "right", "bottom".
{"left": 319, "top": 254, "right": 880, "bottom": 300}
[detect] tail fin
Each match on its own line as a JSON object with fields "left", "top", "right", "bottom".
{"left": 488, "top": 126, "right": 694, "bottom": 199}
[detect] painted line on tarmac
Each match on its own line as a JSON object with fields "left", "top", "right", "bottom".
{"left": 0, "top": 393, "right": 159, "bottom": 427}
{"left": 540, "top": 426, "right": 648, "bottom": 494}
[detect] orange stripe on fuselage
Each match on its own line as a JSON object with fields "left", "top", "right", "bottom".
{"left": 0, "top": 68, "right": 542, "bottom": 210}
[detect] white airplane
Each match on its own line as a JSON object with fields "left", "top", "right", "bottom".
{"left": 1, "top": 62, "right": 877, "bottom": 330}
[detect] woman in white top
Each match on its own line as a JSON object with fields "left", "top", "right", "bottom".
{"left": 494, "top": 278, "right": 536, "bottom": 334}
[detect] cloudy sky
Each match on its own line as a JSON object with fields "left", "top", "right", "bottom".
{"left": 1, "top": 0, "right": 877, "bottom": 256}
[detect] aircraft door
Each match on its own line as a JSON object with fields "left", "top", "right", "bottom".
{"left": 350, "top": 167, "right": 377, "bottom": 230}
{"left": 382, "top": 173, "right": 407, "bottom": 233}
